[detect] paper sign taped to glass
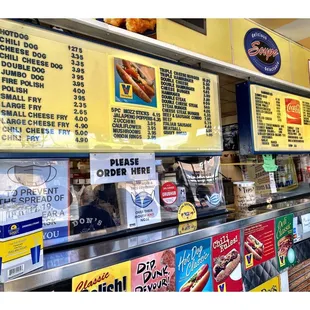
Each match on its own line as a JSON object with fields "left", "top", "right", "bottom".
{"left": 116, "top": 176, "right": 161, "bottom": 228}
{"left": 0, "top": 160, "right": 69, "bottom": 241}
{"left": 90, "top": 153, "right": 156, "bottom": 184}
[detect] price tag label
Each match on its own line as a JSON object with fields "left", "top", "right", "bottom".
{"left": 269, "top": 172, "right": 277, "bottom": 193}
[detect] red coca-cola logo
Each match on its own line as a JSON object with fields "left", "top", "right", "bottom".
{"left": 285, "top": 98, "right": 301, "bottom": 125}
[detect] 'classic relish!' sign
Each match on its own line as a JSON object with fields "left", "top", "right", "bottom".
{"left": 244, "top": 28, "right": 281, "bottom": 75}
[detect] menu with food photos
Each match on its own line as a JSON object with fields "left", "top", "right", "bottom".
{"left": 131, "top": 249, "right": 176, "bottom": 292}
{"left": 244, "top": 220, "right": 276, "bottom": 270}
{"left": 212, "top": 230, "right": 243, "bottom": 292}
{"left": 175, "top": 238, "right": 213, "bottom": 292}
{"left": 0, "top": 19, "right": 221, "bottom": 153}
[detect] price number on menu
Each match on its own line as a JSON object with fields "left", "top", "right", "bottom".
{"left": 147, "top": 112, "right": 161, "bottom": 140}
{"left": 69, "top": 45, "right": 89, "bottom": 144}
{"left": 203, "top": 78, "right": 212, "bottom": 137}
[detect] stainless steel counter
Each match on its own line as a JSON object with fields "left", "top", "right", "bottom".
{"left": 1, "top": 197, "right": 310, "bottom": 292}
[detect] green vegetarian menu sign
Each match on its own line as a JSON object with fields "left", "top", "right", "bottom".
{"left": 275, "top": 214, "right": 296, "bottom": 271}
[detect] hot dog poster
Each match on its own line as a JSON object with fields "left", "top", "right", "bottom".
{"left": 275, "top": 214, "right": 296, "bottom": 271}
{"left": 212, "top": 230, "right": 243, "bottom": 292}
{"left": 175, "top": 238, "right": 213, "bottom": 292}
{"left": 131, "top": 249, "right": 176, "bottom": 292}
{"left": 244, "top": 220, "right": 276, "bottom": 270}
{"left": 72, "top": 261, "right": 131, "bottom": 292}
{"left": 114, "top": 58, "right": 158, "bottom": 108}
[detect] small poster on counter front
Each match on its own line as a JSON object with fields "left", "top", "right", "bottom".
{"left": 0, "top": 160, "right": 69, "bottom": 241}
{"left": 244, "top": 220, "right": 276, "bottom": 270}
{"left": 175, "top": 238, "right": 213, "bottom": 292}
{"left": 131, "top": 249, "right": 176, "bottom": 292}
{"left": 276, "top": 214, "right": 295, "bottom": 271}
{"left": 90, "top": 153, "right": 156, "bottom": 184}
{"left": 212, "top": 230, "right": 243, "bottom": 292}
{"left": 250, "top": 276, "right": 280, "bottom": 292}
{"left": 72, "top": 261, "right": 131, "bottom": 292}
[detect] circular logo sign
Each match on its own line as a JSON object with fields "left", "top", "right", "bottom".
{"left": 160, "top": 182, "right": 177, "bottom": 205}
{"left": 244, "top": 28, "right": 281, "bottom": 75}
{"left": 177, "top": 202, "right": 197, "bottom": 222}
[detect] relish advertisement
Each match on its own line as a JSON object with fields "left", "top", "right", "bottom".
{"left": 212, "top": 230, "right": 243, "bottom": 292}
{"left": 244, "top": 220, "right": 276, "bottom": 270}
{"left": 250, "top": 276, "right": 280, "bottom": 292}
{"left": 275, "top": 214, "right": 296, "bottom": 271}
{"left": 175, "top": 238, "right": 213, "bottom": 292}
{"left": 131, "top": 249, "right": 175, "bottom": 292}
{"left": 72, "top": 261, "right": 131, "bottom": 292}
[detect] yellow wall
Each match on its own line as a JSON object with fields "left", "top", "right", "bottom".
{"left": 157, "top": 19, "right": 232, "bottom": 63}
{"left": 157, "top": 18, "right": 310, "bottom": 88}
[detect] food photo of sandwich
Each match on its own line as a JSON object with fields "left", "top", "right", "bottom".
{"left": 115, "top": 58, "right": 157, "bottom": 106}
{"left": 245, "top": 235, "right": 264, "bottom": 260}
{"left": 277, "top": 234, "right": 293, "bottom": 258}
{"left": 180, "top": 264, "right": 210, "bottom": 292}
{"left": 213, "top": 249, "right": 240, "bottom": 283}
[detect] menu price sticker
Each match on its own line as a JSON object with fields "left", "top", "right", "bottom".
{"left": 0, "top": 19, "right": 222, "bottom": 153}
{"left": 250, "top": 276, "right": 280, "bottom": 292}
{"left": 275, "top": 214, "right": 295, "bottom": 271}
{"left": 131, "top": 249, "right": 176, "bottom": 292}
{"left": 212, "top": 230, "right": 243, "bottom": 292}
{"left": 72, "top": 261, "right": 131, "bottom": 292}
{"left": 244, "top": 220, "right": 276, "bottom": 270}
{"left": 249, "top": 84, "right": 310, "bottom": 152}
{"left": 175, "top": 238, "right": 213, "bottom": 292}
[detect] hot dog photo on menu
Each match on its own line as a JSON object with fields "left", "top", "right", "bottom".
{"left": 212, "top": 230, "right": 243, "bottom": 292}
{"left": 114, "top": 57, "right": 157, "bottom": 108}
{"left": 175, "top": 238, "right": 213, "bottom": 292}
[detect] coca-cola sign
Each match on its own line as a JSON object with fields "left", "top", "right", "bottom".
{"left": 285, "top": 98, "right": 301, "bottom": 125}
{"left": 244, "top": 28, "right": 281, "bottom": 75}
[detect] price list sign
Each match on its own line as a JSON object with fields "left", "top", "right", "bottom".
{"left": 0, "top": 20, "right": 222, "bottom": 152}
{"left": 239, "top": 83, "right": 310, "bottom": 153}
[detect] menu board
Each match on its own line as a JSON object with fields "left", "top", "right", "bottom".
{"left": 249, "top": 84, "right": 310, "bottom": 152}
{"left": 0, "top": 19, "right": 221, "bottom": 152}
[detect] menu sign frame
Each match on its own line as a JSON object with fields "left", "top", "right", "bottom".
{"left": 236, "top": 81, "right": 310, "bottom": 155}
{"left": 0, "top": 19, "right": 222, "bottom": 154}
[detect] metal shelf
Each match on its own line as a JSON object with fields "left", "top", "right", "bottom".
{"left": 38, "top": 18, "right": 310, "bottom": 97}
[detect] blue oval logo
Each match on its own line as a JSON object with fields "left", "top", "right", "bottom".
{"left": 244, "top": 28, "right": 281, "bottom": 75}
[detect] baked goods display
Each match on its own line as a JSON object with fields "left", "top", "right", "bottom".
{"left": 103, "top": 18, "right": 156, "bottom": 35}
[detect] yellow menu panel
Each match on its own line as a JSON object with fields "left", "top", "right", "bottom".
{"left": 250, "top": 276, "right": 280, "bottom": 292}
{"left": 0, "top": 19, "right": 222, "bottom": 152}
{"left": 250, "top": 84, "right": 310, "bottom": 152}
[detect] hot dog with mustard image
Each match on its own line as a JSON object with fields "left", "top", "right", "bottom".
{"left": 245, "top": 235, "right": 264, "bottom": 260}
{"left": 213, "top": 249, "right": 240, "bottom": 283}
{"left": 180, "top": 264, "right": 210, "bottom": 292}
{"left": 116, "top": 59, "right": 155, "bottom": 103}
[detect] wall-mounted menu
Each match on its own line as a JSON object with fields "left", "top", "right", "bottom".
{"left": 0, "top": 19, "right": 222, "bottom": 153}
{"left": 237, "top": 83, "right": 310, "bottom": 153}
